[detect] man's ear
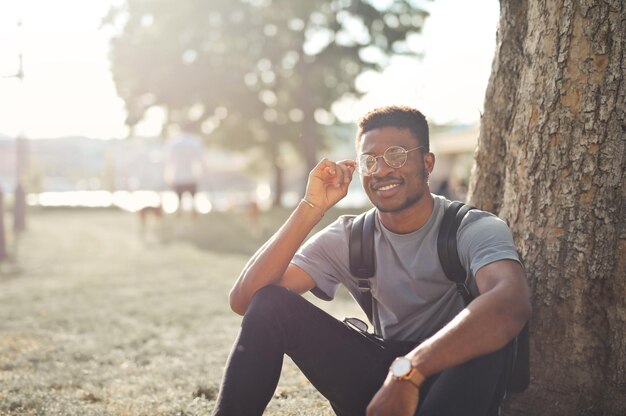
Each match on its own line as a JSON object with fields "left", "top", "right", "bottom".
{"left": 424, "top": 152, "right": 435, "bottom": 175}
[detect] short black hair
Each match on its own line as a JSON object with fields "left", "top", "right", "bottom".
{"left": 356, "top": 106, "right": 429, "bottom": 151}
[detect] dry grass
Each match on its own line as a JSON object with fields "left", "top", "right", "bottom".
{"left": 0, "top": 207, "right": 365, "bottom": 415}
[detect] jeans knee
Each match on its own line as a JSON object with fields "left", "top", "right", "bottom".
{"left": 246, "top": 285, "right": 298, "bottom": 319}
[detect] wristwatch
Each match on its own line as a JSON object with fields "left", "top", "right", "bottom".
{"left": 389, "top": 357, "right": 425, "bottom": 388}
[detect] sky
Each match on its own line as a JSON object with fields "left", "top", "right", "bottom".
{"left": 0, "top": 0, "right": 499, "bottom": 140}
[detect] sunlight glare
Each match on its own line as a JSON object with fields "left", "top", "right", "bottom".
{"left": 0, "top": 0, "right": 128, "bottom": 139}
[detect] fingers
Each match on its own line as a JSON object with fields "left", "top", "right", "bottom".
{"left": 335, "top": 160, "right": 356, "bottom": 186}
{"left": 305, "top": 159, "right": 355, "bottom": 209}
{"left": 319, "top": 159, "right": 355, "bottom": 187}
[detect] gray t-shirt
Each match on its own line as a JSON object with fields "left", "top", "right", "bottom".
{"left": 291, "top": 194, "right": 520, "bottom": 342}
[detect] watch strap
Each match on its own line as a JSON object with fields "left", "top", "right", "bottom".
{"left": 403, "top": 366, "right": 425, "bottom": 388}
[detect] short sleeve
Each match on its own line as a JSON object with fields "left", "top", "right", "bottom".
{"left": 457, "top": 211, "right": 521, "bottom": 277}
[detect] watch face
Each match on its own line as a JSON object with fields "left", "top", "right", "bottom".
{"left": 391, "top": 357, "right": 412, "bottom": 377}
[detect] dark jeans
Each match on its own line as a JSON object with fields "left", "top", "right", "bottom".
{"left": 214, "top": 286, "right": 510, "bottom": 416}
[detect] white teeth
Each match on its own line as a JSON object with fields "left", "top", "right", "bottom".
{"left": 378, "top": 183, "right": 399, "bottom": 191}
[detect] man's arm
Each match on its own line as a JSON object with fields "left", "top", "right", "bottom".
{"left": 367, "top": 259, "right": 531, "bottom": 415}
{"left": 407, "top": 259, "right": 530, "bottom": 375}
{"left": 229, "top": 159, "right": 356, "bottom": 316}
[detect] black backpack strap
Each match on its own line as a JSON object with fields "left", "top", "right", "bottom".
{"left": 439, "top": 202, "right": 530, "bottom": 393}
{"left": 349, "top": 209, "right": 376, "bottom": 322}
{"left": 507, "top": 321, "right": 530, "bottom": 391}
{"left": 437, "top": 201, "right": 476, "bottom": 306}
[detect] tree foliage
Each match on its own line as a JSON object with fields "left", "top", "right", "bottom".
{"left": 105, "top": 0, "right": 428, "bottom": 203}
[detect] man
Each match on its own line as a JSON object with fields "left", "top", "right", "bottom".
{"left": 214, "top": 106, "right": 531, "bottom": 416}
{"left": 163, "top": 127, "right": 205, "bottom": 217}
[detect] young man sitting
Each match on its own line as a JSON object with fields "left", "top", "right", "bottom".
{"left": 214, "top": 106, "right": 531, "bottom": 416}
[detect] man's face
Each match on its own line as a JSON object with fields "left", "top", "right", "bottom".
{"left": 358, "top": 126, "right": 433, "bottom": 213}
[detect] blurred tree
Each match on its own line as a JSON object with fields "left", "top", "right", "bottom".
{"left": 468, "top": 1, "right": 625, "bottom": 415}
{"left": 0, "top": 189, "right": 6, "bottom": 261}
{"left": 105, "top": 0, "right": 428, "bottom": 205}
{"left": 100, "top": 150, "right": 117, "bottom": 193}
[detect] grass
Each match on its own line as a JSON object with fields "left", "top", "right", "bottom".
{"left": 0, "top": 206, "right": 368, "bottom": 415}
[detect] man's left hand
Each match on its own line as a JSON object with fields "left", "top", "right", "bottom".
{"left": 366, "top": 373, "right": 420, "bottom": 416}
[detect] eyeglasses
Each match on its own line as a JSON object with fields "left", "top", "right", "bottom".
{"left": 357, "top": 146, "right": 425, "bottom": 176}
{"left": 342, "top": 317, "right": 384, "bottom": 349}
{"left": 343, "top": 317, "right": 369, "bottom": 333}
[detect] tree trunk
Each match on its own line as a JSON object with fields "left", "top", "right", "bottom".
{"left": 13, "top": 135, "right": 28, "bottom": 233}
{"left": 468, "top": 1, "right": 625, "bottom": 414}
{"left": 272, "top": 158, "right": 284, "bottom": 208}
{"left": 266, "top": 128, "right": 285, "bottom": 208}
{"left": 0, "top": 189, "right": 7, "bottom": 261}
{"left": 299, "top": 61, "right": 319, "bottom": 185}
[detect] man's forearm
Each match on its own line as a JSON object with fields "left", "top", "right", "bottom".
{"left": 229, "top": 158, "right": 355, "bottom": 315}
{"left": 407, "top": 262, "right": 531, "bottom": 379}
{"left": 228, "top": 201, "right": 323, "bottom": 315}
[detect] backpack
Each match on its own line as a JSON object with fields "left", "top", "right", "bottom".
{"left": 348, "top": 201, "right": 530, "bottom": 393}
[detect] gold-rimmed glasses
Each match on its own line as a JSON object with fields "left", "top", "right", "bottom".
{"left": 357, "top": 146, "right": 425, "bottom": 176}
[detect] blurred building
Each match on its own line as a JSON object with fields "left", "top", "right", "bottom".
{"left": 0, "top": 134, "right": 257, "bottom": 197}
{"left": 0, "top": 123, "right": 479, "bottom": 208}
{"left": 430, "top": 124, "right": 479, "bottom": 201}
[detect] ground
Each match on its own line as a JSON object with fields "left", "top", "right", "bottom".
{"left": 0, "top": 206, "right": 365, "bottom": 415}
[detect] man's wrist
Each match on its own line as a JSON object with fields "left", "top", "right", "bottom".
{"left": 301, "top": 197, "right": 328, "bottom": 216}
{"left": 298, "top": 198, "right": 325, "bottom": 220}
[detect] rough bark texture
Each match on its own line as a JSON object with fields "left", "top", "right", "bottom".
{"left": 468, "top": 1, "right": 625, "bottom": 415}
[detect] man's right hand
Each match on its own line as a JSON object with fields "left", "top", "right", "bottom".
{"left": 367, "top": 373, "right": 420, "bottom": 416}
{"left": 229, "top": 158, "right": 355, "bottom": 315}
{"left": 304, "top": 159, "right": 356, "bottom": 213}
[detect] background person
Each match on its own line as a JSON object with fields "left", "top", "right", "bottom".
{"left": 163, "top": 127, "right": 206, "bottom": 218}
{"left": 214, "top": 106, "right": 531, "bottom": 416}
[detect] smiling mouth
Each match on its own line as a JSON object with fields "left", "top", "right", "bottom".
{"left": 375, "top": 183, "right": 400, "bottom": 191}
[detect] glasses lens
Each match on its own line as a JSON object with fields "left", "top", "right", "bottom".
{"left": 345, "top": 317, "right": 368, "bottom": 332}
{"left": 358, "top": 154, "right": 376, "bottom": 175}
{"left": 384, "top": 146, "right": 408, "bottom": 168}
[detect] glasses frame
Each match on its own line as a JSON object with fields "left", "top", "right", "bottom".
{"left": 343, "top": 316, "right": 369, "bottom": 333}
{"left": 342, "top": 316, "right": 384, "bottom": 349}
{"left": 357, "top": 145, "right": 425, "bottom": 176}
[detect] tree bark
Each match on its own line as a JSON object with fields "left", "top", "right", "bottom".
{"left": 468, "top": 1, "right": 625, "bottom": 415}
